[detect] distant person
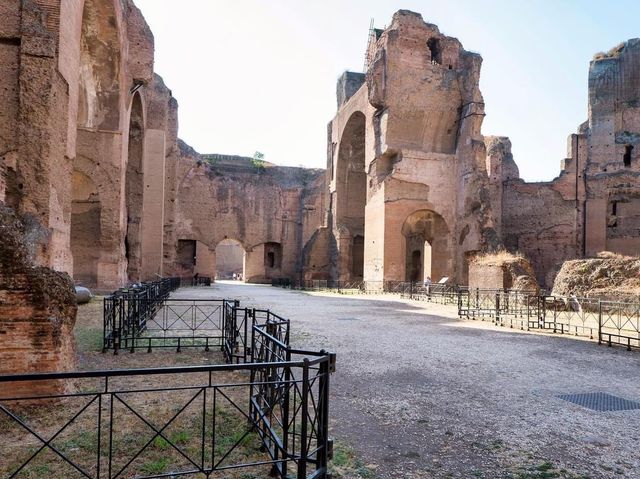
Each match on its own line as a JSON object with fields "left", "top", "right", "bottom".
{"left": 193, "top": 272, "right": 199, "bottom": 286}
{"left": 424, "top": 276, "right": 432, "bottom": 294}
{"left": 232, "top": 273, "right": 237, "bottom": 281}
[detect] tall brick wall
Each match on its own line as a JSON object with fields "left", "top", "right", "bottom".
{"left": 0, "top": 205, "right": 77, "bottom": 395}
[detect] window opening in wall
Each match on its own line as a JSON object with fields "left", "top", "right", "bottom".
{"left": 427, "top": 38, "right": 442, "bottom": 65}
{"left": 623, "top": 144, "right": 633, "bottom": 167}
{"left": 612, "top": 201, "right": 618, "bottom": 216}
{"left": 267, "top": 251, "right": 275, "bottom": 268}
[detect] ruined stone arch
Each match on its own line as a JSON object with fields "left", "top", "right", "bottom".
{"left": 335, "top": 111, "right": 367, "bottom": 280}
{"left": 77, "top": 0, "right": 123, "bottom": 130}
{"left": 402, "top": 209, "right": 452, "bottom": 282}
{"left": 215, "top": 238, "right": 246, "bottom": 280}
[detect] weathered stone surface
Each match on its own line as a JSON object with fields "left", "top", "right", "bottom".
{"left": 468, "top": 251, "right": 539, "bottom": 292}
{"left": 165, "top": 146, "right": 326, "bottom": 283}
{"left": 328, "top": 10, "right": 499, "bottom": 285}
{"left": 552, "top": 252, "right": 640, "bottom": 300}
{"left": 0, "top": 204, "right": 77, "bottom": 395}
{"left": 1, "top": 3, "right": 640, "bottom": 387}
{"left": 496, "top": 39, "right": 640, "bottom": 287}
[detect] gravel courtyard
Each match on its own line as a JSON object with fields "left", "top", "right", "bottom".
{"left": 176, "top": 282, "right": 640, "bottom": 479}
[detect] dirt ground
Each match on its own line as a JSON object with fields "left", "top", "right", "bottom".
{"left": 178, "top": 281, "right": 640, "bottom": 479}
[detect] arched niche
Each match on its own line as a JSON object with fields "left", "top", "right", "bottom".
{"left": 335, "top": 111, "right": 367, "bottom": 280}
{"left": 71, "top": 170, "right": 102, "bottom": 286}
{"left": 401, "top": 209, "right": 451, "bottom": 282}
{"left": 77, "top": 0, "right": 122, "bottom": 130}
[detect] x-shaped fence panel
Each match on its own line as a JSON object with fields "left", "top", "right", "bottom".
{"left": 0, "top": 356, "right": 333, "bottom": 479}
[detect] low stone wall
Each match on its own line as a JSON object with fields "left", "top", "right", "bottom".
{"left": 0, "top": 205, "right": 77, "bottom": 396}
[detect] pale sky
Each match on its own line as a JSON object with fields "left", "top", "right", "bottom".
{"left": 134, "top": 0, "right": 640, "bottom": 181}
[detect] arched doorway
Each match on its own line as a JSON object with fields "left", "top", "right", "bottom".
{"left": 215, "top": 239, "right": 246, "bottom": 281}
{"left": 335, "top": 111, "right": 366, "bottom": 280}
{"left": 70, "top": 170, "right": 101, "bottom": 287}
{"left": 124, "top": 93, "right": 144, "bottom": 281}
{"left": 402, "top": 210, "right": 451, "bottom": 282}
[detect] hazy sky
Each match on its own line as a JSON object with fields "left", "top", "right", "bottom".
{"left": 134, "top": 0, "right": 640, "bottom": 181}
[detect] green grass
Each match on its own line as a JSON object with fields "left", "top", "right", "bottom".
{"left": 140, "top": 457, "right": 169, "bottom": 475}
{"left": 512, "top": 460, "right": 591, "bottom": 479}
{"left": 329, "top": 442, "right": 376, "bottom": 479}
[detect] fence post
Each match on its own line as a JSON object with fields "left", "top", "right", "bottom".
{"left": 298, "top": 358, "right": 310, "bottom": 479}
{"left": 315, "top": 351, "right": 333, "bottom": 477}
{"left": 102, "top": 298, "right": 109, "bottom": 353}
{"left": 598, "top": 300, "right": 602, "bottom": 345}
{"left": 115, "top": 296, "right": 124, "bottom": 355}
{"left": 281, "top": 348, "right": 292, "bottom": 479}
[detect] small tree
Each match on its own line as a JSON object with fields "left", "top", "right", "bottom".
{"left": 251, "top": 151, "right": 266, "bottom": 171}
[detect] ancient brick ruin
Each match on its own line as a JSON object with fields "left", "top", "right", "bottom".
{"left": 325, "top": 10, "right": 640, "bottom": 287}
{"left": 0, "top": 5, "right": 639, "bottom": 372}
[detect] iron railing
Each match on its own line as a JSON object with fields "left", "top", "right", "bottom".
{"left": 272, "top": 281, "right": 640, "bottom": 351}
{"left": 0, "top": 355, "right": 334, "bottom": 478}
{"left": 181, "top": 276, "right": 213, "bottom": 287}
{"left": 103, "top": 278, "right": 180, "bottom": 352}
{"left": 457, "top": 289, "right": 640, "bottom": 351}
{"left": 4, "top": 290, "right": 335, "bottom": 478}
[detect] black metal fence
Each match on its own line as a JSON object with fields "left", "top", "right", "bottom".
{"left": 103, "top": 278, "right": 180, "bottom": 352}
{"left": 273, "top": 280, "right": 640, "bottom": 351}
{"left": 180, "top": 276, "right": 213, "bottom": 287}
{"left": 454, "top": 288, "right": 640, "bottom": 350}
{"left": 273, "top": 279, "right": 406, "bottom": 294}
{"left": 3, "top": 287, "right": 335, "bottom": 477}
{"left": 0, "top": 355, "right": 334, "bottom": 478}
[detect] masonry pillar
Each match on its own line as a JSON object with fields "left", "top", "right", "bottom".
{"left": 245, "top": 244, "right": 265, "bottom": 283}
{"left": 140, "top": 129, "right": 166, "bottom": 280}
{"left": 363, "top": 185, "right": 385, "bottom": 284}
{"left": 194, "top": 241, "right": 215, "bottom": 279}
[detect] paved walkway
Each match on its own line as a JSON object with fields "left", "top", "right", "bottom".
{"left": 176, "top": 282, "right": 640, "bottom": 478}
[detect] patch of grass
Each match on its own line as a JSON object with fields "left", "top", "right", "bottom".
{"left": 329, "top": 442, "right": 377, "bottom": 479}
{"left": 74, "top": 297, "right": 105, "bottom": 352}
{"left": 61, "top": 431, "right": 98, "bottom": 452}
{"left": 152, "top": 436, "right": 170, "bottom": 451}
{"left": 512, "top": 460, "right": 589, "bottom": 479}
{"left": 140, "top": 457, "right": 169, "bottom": 475}
{"left": 74, "top": 327, "right": 103, "bottom": 352}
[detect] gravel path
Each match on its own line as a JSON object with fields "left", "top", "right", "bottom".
{"left": 175, "top": 282, "right": 640, "bottom": 478}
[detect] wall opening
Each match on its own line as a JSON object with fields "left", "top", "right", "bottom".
{"left": 124, "top": 93, "right": 144, "bottom": 281}
{"left": 427, "top": 38, "right": 442, "bottom": 65}
{"left": 71, "top": 170, "right": 101, "bottom": 287}
{"left": 177, "top": 239, "right": 197, "bottom": 276}
{"left": 336, "top": 111, "right": 366, "bottom": 280}
{"left": 264, "top": 242, "right": 282, "bottom": 270}
{"left": 351, "top": 235, "right": 364, "bottom": 278}
{"left": 216, "top": 239, "right": 245, "bottom": 280}
{"left": 402, "top": 209, "right": 451, "bottom": 282}
{"left": 623, "top": 144, "right": 633, "bottom": 167}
